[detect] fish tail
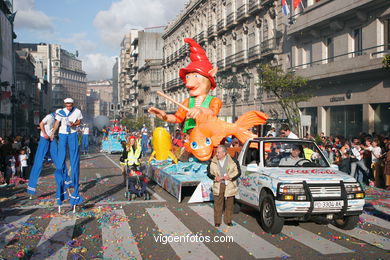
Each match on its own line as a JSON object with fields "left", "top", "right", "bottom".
{"left": 234, "top": 130, "right": 257, "bottom": 144}
{"left": 235, "top": 110, "right": 268, "bottom": 130}
{"left": 233, "top": 111, "right": 268, "bottom": 144}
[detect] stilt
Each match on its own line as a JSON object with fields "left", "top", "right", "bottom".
{"left": 58, "top": 205, "right": 61, "bottom": 214}
{"left": 73, "top": 205, "right": 76, "bottom": 213}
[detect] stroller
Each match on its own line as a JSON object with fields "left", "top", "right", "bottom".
{"left": 124, "top": 165, "right": 150, "bottom": 201}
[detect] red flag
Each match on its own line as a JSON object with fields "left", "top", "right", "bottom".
{"left": 293, "top": 0, "right": 302, "bottom": 9}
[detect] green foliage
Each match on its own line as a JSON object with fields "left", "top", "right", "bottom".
{"left": 383, "top": 54, "right": 390, "bottom": 70}
{"left": 257, "top": 64, "right": 311, "bottom": 136}
{"left": 121, "top": 116, "right": 151, "bottom": 131}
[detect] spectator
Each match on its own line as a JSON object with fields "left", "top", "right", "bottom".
{"left": 350, "top": 138, "right": 370, "bottom": 186}
{"left": 384, "top": 143, "right": 390, "bottom": 190}
{"left": 207, "top": 145, "right": 241, "bottom": 227}
{"left": 371, "top": 138, "right": 383, "bottom": 187}
{"left": 19, "top": 149, "right": 29, "bottom": 180}
{"left": 266, "top": 127, "right": 276, "bottom": 137}
{"left": 280, "top": 124, "right": 299, "bottom": 139}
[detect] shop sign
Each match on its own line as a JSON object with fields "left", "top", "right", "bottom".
{"left": 330, "top": 96, "right": 345, "bottom": 102}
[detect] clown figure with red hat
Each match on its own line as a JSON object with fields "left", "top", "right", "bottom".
{"left": 148, "top": 38, "right": 222, "bottom": 134}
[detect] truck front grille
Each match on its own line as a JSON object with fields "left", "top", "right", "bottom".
{"left": 309, "top": 186, "right": 341, "bottom": 198}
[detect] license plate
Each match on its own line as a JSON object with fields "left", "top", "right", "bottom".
{"left": 314, "top": 201, "right": 343, "bottom": 208}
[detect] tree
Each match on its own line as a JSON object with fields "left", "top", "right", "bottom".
{"left": 121, "top": 116, "right": 151, "bottom": 131}
{"left": 257, "top": 64, "right": 310, "bottom": 136}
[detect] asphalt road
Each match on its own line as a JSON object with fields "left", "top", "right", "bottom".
{"left": 0, "top": 151, "right": 389, "bottom": 260}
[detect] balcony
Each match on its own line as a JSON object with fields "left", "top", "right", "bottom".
{"left": 248, "top": 44, "right": 261, "bottom": 60}
{"left": 197, "top": 31, "right": 206, "bottom": 43}
{"left": 248, "top": 0, "right": 260, "bottom": 14}
{"left": 217, "top": 59, "right": 225, "bottom": 70}
{"left": 217, "top": 19, "right": 225, "bottom": 33}
{"left": 207, "top": 25, "right": 216, "bottom": 38}
{"left": 225, "top": 54, "right": 235, "bottom": 66}
{"left": 235, "top": 50, "right": 247, "bottom": 64}
{"left": 226, "top": 12, "right": 236, "bottom": 28}
{"left": 179, "top": 45, "right": 188, "bottom": 58}
{"left": 260, "top": 38, "right": 279, "bottom": 56}
{"left": 236, "top": 4, "right": 247, "bottom": 21}
{"left": 290, "top": 44, "right": 389, "bottom": 81}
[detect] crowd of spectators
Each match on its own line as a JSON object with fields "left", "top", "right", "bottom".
{"left": 0, "top": 135, "right": 38, "bottom": 186}
{"left": 303, "top": 132, "right": 390, "bottom": 190}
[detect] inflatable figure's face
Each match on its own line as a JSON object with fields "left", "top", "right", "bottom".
{"left": 185, "top": 72, "right": 211, "bottom": 97}
{"left": 184, "top": 127, "right": 213, "bottom": 161}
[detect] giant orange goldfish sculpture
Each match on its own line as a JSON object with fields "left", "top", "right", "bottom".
{"left": 184, "top": 111, "right": 268, "bottom": 161}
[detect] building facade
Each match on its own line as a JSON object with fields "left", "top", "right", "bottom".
{"left": 162, "top": 0, "right": 285, "bottom": 122}
{"left": 14, "top": 49, "right": 39, "bottom": 135}
{"left": 16, "top": 43, "right": 53, "bottom": 116}
{"left": 86, "top": 80, "right": 113, "bottom": 121}
{"left": 51, "top": 45, "right": 87, "bottom": 111}
{"left": 0, "top": 0, "right": 14, "bottom": 136}
{"left": 118, "top": 30, "right": 138, "bottom": 118}
{"left": 290, "top": 0, "right": 390, "bottom": 137}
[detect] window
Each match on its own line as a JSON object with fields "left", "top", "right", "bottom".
{"left": 244, "top": 141, "right": 260, "bottom": 166}
{"left": 326, "top": 37, "right": 334, "bottom": 63}
{"left": 248, "top": 32, "right": 255, "bottom": 48}
{"left": 303, "top": 43, "right": 312, "bottom": 68}
{"left": 353, "top": 28, "right": 362, "bottom": 56}
{"left": 264, "top": 141, "right": 329, "bottom": 167}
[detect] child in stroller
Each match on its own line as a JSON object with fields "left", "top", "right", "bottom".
{"left": 125, "top": 165, "right": 150, "bottom": 200}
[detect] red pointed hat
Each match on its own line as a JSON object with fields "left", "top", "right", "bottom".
{"left": 179, "top": 38, "right": 217, "bottom": 89}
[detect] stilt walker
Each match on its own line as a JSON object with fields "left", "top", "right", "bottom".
{"left": 50, "top": 136, "right": 71, "bottom": 213}
{"left": 27, "top": 112, "right": 71, "bottom": 198}
{"left": 51, "top": 98, "right": 84, "bottom": 212}
{"left": 81, "top": 124, "right": 89, "bottom": 154}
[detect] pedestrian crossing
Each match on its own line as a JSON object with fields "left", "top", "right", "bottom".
{"left": 0, "top": 204, "right": 389, "bottom": 259}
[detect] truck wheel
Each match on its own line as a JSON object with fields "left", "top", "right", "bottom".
{"left": 333, "top": 215, "right": 359, "bottom": 230}
{"left": 259, "top": 194, "right": 284, "bottom": 234}
{"left": 233, "top": 202, "right": 241, "bottom": 214}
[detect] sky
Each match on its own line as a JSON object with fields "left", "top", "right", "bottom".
{"left": 13, "top": 0, "right": 187, "bottom": 81}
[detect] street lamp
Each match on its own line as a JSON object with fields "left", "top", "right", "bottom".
{"left": 220, "top": 65, "right": 249, "bottom": 122}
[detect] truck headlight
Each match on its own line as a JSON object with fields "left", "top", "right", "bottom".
{"left": 344, "top": 182, "right": 364, "bottom": 199}
{"left": 344, "top": 183, "right": 362, "bottom": 193}
{"left": 279, "top": 184, "right": 305, "bottom": 194}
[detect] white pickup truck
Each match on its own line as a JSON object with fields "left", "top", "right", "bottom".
{"left": 235, "top": 138, "right": 365, "bottom": 234}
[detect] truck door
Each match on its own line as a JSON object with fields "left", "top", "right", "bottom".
{"left": 238, "top": 140, "right": 261, "bottom": 206}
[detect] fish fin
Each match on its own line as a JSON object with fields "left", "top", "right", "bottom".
{"left": 211, "top": 135, "right": 225, "bottom": 146}
{"left": 235, "top": 111, "right": 268, "bottom": 130}
{"left": 234, "top": 130, "right": 257, "bottom": 144}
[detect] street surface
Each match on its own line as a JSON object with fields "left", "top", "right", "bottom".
{"left": 0, "top": 150, "right": 389, "bottom": 260}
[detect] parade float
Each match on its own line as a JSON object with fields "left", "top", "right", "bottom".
{"left": 147, "top": 38, "right": 267, "bottom": 203}
{"left": 101, "top": 120, "right": 128, "bottom": 153}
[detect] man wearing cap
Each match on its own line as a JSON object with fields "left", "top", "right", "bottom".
{"left": 51, "top": 98, "right": 84, "bottom": 205}
{"left": 148, "top": 38, "right": 222, "bottom": 133}
{"left": 279, "top": 145, "right": 303, "bottom": 166}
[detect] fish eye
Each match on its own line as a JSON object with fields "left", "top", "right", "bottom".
{"left": 205, "top": 138, "right": 211, "bottom": 146}
{"left": 191, "top": 142, "right": 198, "bottom": 150}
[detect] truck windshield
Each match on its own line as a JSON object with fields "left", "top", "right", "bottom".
{"left": 263, "top": 141, "right": 330, "bottom": 167}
